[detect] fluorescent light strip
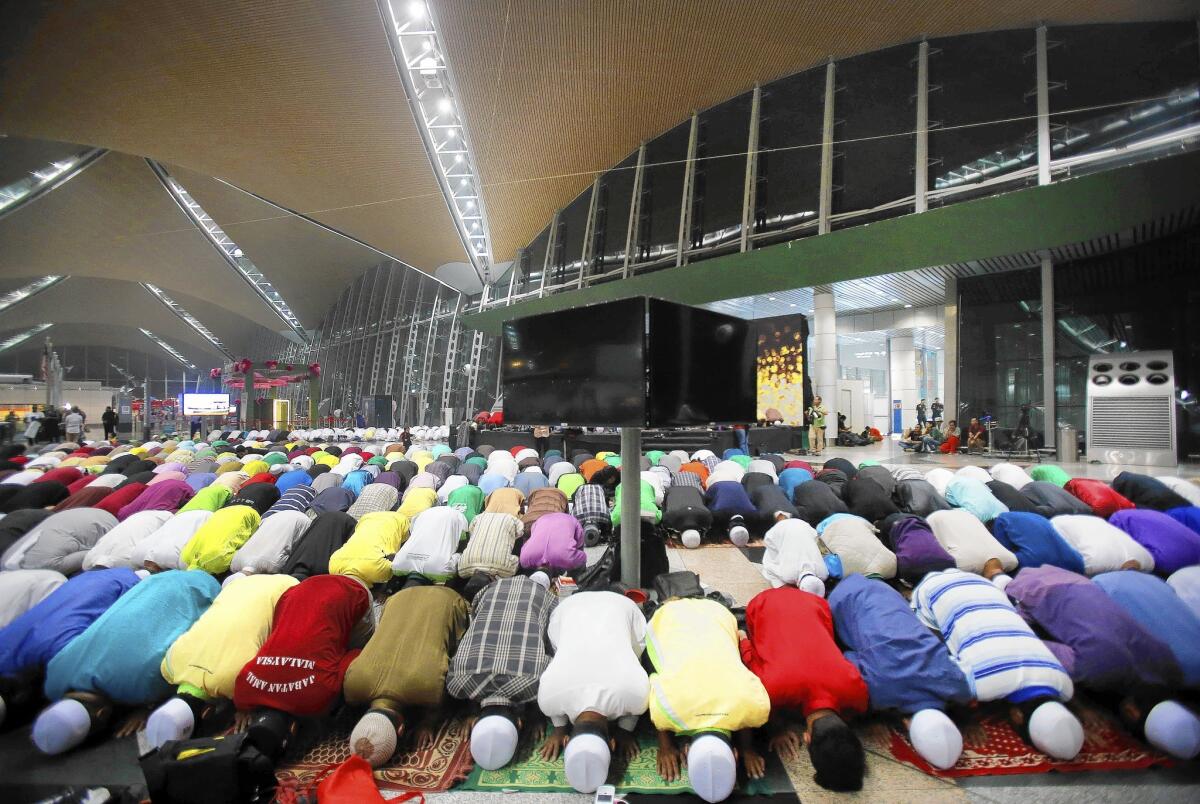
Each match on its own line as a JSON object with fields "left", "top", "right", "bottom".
{"left": 140, "top": 283, "right": 234, "bottom": 361}
{"left": 138, "top": 328, "right": 197, "bottom": 369}
{"left": 0, "top": 323, "right": 53, "bottom": 353}
{"left": 379, "top": 0, "right": 494, "bottom": 284}
{"left": 0, "top": 148, "right": 107, "bottom": 221}
{"left": 145, "top": 160, "right": 309, "bottom": 343}
{"left": 0, "top": 276, "right": 66, "bottom": 315}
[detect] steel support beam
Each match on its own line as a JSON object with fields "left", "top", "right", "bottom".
{"left": 915, "top": 41, "right": 930, "bottom": 213}
{"left": 676, "top": 113, "right": 699, "bottom": 266}
{"left": 740, "top": 85, "right": 762, "bottom": 252}
{"left": 539, "top": 210, "right": 560, "bottom": 298}
{"left": 619, "top": 426, "right": 642, "bottom": 587}
{"left": 818, "top": 61, "right": 837, "bottom": 235}
{"left": 622, "top": 143, "right": 647, "bottom": 277}
{"left": 579, "top": 178, "right": 600, "bottom": 287}
{"left": 1040, "top": 255, "right": 1056, "bottom": 446}
{"left": 1036, "top": 26, "right": 1051, "bottom": 186}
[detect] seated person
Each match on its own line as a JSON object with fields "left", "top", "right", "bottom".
{"left": 913, "top": 568, "right": 1083, "bottom": 760}
{"left": 741, "top": 586, "right": 866, "bottom": 791}
{"left": 538, "top": 591, "right": 649, "bottom": 795}
{"left": 829, "top": 574, "right": 973, "bottom": 769}
{"left": 448, "top": 575, "right": 557, "bottom": 769}
{"left": 651, "top": 596, "right": 771, "bottom": 802}
{"left": 33, "top": 570, "right": 219, "bottom": 756}
{"left": 938, "top": 420, "right": 960, "bottom": 454}
{"left": 966, "top": 418, "right": 987, "bottom": 453}
{"left": 343, "top": 586, "right": 469, "bottom": 766}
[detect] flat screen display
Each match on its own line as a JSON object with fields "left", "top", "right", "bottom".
{"left": 501, "top": 298, "right": 646, "bottom": 426}
{"left": 647, "top": 299, "right": 757, "bottom": 425}
{"left": 182, "top": 393, "right": 231, "bottom": 416}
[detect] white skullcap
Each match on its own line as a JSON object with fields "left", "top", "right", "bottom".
{"left": 1144, "top": 700, "right": 1200, "bottom": 759}
{"left": 134, "top": 569, "right": 151, "bottom": 580}
{"left": 908, "top": 709, "right": 962, "bottom": 770}
{"left": 687, "top": 734, "right": 737, "bottom": 803}
{"left": 563, "top": 732, "right": 610, "bottom": 793}
{"left": 470, "top": 715, "right": 519, "bottom": 770}
{"left": 1028, "top": 701, "right": 1084, "bottom": 760}
{"left": 350, "top": 711, "right": 397, "bottom": 768}
{"left": 681, "top": 529, "right": 702, "bottom": 549}
{"left": 529, "top": 571, "right": 551, "bottom": 590}
{"left": 797, "top": 573, "right": 827, "bottom": 598}
{"left": 32, "top": 698, "right": 91, "bottom": 755}
{"left": 729, "top": 525, "right": 749, "bottom": 548}
{"left": 146, "top": 697, "right": 195, "bottom": 749}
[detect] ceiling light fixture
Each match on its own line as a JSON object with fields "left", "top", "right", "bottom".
{"left": 380, "top": 0, "right": 494, "bottom": 277}
{"left": 140, "top": 283, "right": 234, "bottom": 360}
{"left": 0, "top": 276, "right": 66, "bottom": 315}
{"left": 0, "top": 147, "right": 107, "bottom": 221}
{"left": 0, "top": 323, "right": 53, "bottom": 354}
{"left": 138, "top": 328, "right": 197, "bottom": 369}
{"left": 146, "top": 159, "right": 308, "bottom": 344}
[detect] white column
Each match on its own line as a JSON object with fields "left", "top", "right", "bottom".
{"left": 889, "top": 335, "right": 918, "bottom": 435}
{"left": 943, "top": 275, "right": 958, "bottom": 428}
{"left": 1036, "top": 25, "right": 1051, "bottom": 186}
{"left": 812, "top": 291, "right": 838, "bottom": 416}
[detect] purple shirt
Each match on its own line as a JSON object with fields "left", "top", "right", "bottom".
{"left": 1006, "top": 565, "right": 1180, "bottom": 691}
{"left": 116, "top": 479, "right": 194, "bottom": 520}
{"left": 888, "top": 516, "right": 955, "bottom": 582}
{"left": 519, "top": 512, "right": 585, "bottom": 572}
{"left": 1109, "top": 509, "right": 1200, "bottom": 575}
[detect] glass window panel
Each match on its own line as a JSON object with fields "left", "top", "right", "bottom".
{"left": 1049, "top": 22, "right": 1200, "bottom": 163}
{"left": 928, "top": 29, "right": 1038, "bottom": 199}
{"left": 518, "top": 227, "right": 549, "bottom": 297}
{"left": 691, "top": 93, "right": 751, "bottom": 253}
{"left": 833, "top": 43, "right": 917, "bottom": 222}
{"left": 957, "top": 268, "right": 1045, "bottom": 441}
{"left": 635, "top": 120, "right": 689, "bottom": 267}
{"left": 756, "top": 67, "right": 823, "bottom": 243}
{"left": 592, "top": 152, "right": 637, "bottom": 277}
{"left": 552, "top": 184, "right": 591, "bottom": 288}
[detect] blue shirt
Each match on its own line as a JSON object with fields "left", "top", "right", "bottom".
{"left": 45, "top": 570, "right": 219, "bottom": 704}
{"left": 514, "top": 472, "right": 549, "bottom": 497}
{"left": 829, "top": 574, "right": 972, "bottom": 713}
{"left": 1093, "top": 570, "right": 1200, "bottom": 687}
{"left": 703, "top": 481, "right": 755, "bottom": 517}
{"left": 341, "top": 470, "right": 373, "bottom": 497}
{"left": 0, "top": 568, "right": 140, "bottom": 676}
{"left": 275, "top": 468, "right": 313, "bottom": 495}
{"left": 478, "top": 473, "right": 510, "bottom": 497}
{"left": 778, "top": 468, "right": 813, "bottom": 501}
{"left": 993, "top": 512, "right": 1085, "bottom": 574}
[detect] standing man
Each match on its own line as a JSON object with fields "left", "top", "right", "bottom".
{"left": 64, "top": 408, "right": 84, "bottom": 442}
{"left": 916, "top": 399, "right": 927, "bottom": 428}
{"left": 931, "top": 398, "right": 944, "bottom": 425}
{"left": 102, "top": 406, "right": 119, "bottom": 441}
{"left": 806, "top": 396, "right": 828, "bottom": 457}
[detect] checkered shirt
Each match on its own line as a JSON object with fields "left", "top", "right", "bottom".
{"left": 571, "top": 483, "right": 611, "bottom": 527}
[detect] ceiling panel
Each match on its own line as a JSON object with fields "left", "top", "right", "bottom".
{"left": 0, "top": 321, "right": 216, "bottom": 374}
{"left": 0, "top": 151, "right": 289, "bottom": 330}
{"left": 0, "top": 0, "right": 466, "bottom": 276}
{"left": 436, "top": 0, "right": 1195, "bottom": 261}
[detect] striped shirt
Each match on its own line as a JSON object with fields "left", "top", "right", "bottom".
{"left": 264, "top": 485, "right": 316, "bottom": 518}
{"left": 912, "top": 569, "right": 1072, "bottom": 704}
{"left": 571, "top": 484, "right": 610, "bottom": 528}
{"left": 346, "top": 484, "right": 399, "bottom": 520}
{"left": 459, "top": 513, "right": 523, "bottom": 578}
{"left": 671, "top": 471, "right": 703, "bottom": 491}
{"left": 446, "top": 576, "right": 556, "bottom": 708}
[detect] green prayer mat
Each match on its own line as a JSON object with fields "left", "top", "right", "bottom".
{"left": 457, "top": 725, "right": 789, "bottom": 796}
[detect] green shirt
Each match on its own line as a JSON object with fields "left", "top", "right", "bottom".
{"left": 809, "top": 405, "right": 827, "bottom": 428}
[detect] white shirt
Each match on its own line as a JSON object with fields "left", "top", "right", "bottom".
{"left": 392, "top": 506, "right": 467, "bottom": 580}
{"left": 1167, "top": 566, "right": 1200, "bottom": 621}
{"left": 83, "top": 510, "right": 173, "bottom": 570}
{"left": 138, "top": 510, "right": 214, "bottom": 570}
{"left": 64, "top": 412, "right": 84, "bottom": 433}
{"left": 538, "top": 591, "right": 650, "bottom": 730}
{"left": 761, "top": 519, "right": 826, "bottom": 588}
{"left": 927, "top": 509, "right": 1018, "bottom": 573}
{"left": 1159, "top": 476, "right": 1200, "bottom": 507}
{"left": 989, "top": 463, "right": 1033, "bottom": 489}
{"left": 231, "top": 511, "right": 312, "bottom": 574}
{"left": 0, "top": 569, "right": 67, "bottom": 628}
{"left": 924, "top": 468, "right": 955, "bottom": 497}
{"left": 1049, "top": 514, "right": 1155, "bottom": 574}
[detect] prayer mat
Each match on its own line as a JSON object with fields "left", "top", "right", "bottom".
{"left": 275, "top": 709, "right": 473, "bottom": 794}
{"left": 458, "top": 724, "right": 790, "bottom": 796}
{"left": 875, "top": 701, "right": 1171, "bottom": 777}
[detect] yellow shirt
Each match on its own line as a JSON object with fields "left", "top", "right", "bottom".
{"left": 161, "top": 574, "right": 297, "bottom": 699}
{"left": 180, "top": 505, "right": 261, "bottom": 574}
{"left": 398, "top": 488, "right": 438, "bottom": 519}
{"left": 329, "top": 511, "right": 410, "bottom": 585}
{"left": 647, "top": 598, "right": 770, "bottom": 735}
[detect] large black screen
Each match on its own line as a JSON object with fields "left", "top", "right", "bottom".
{"left": 501, "top": 297, "right": 646, "bottom": 425}
{"left": 647, "top": 299, "right": 757, "bottom": 425}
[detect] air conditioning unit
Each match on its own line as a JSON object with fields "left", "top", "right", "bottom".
{"left": 1086, "top": 350, "right": 1176, "bottom": 466}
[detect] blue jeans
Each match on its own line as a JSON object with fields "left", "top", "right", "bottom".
{"left": 735, "top": 428, "right": 748, "bottom": 454}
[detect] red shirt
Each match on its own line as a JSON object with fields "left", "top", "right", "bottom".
{"left": 234, "top": 574, "right": 368, "bottom": 717}
{"left": 740, "top": 587, "right": 868, "bottom": 718}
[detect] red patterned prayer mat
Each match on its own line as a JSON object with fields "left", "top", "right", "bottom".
{"left": 274, "top": 713, "right": 473, "bottom": 795}
{"left": 875, "top": 703, "right": 1172, "bottom": 777}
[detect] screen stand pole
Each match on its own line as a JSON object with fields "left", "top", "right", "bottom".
{"left": 619, "top": 426, "right": 641, "bottom": 588}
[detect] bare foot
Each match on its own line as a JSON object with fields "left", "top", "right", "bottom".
{"left": 114, "top": 708, "right": 149, "bottom": 738}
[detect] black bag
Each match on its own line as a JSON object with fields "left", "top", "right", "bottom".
{"left": 653, "top": 570, "right": 704, "bottom": 601}
{"left": 140, "top": 732, "right": 276, "bottom": 804}
{"left": 610, "top": 521, "right": 670, "bottom": 588}
{"left": 571, "top": 544, "right": 616, "bottom": 591}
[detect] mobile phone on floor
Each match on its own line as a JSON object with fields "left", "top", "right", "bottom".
{"left": 595, "top": 784, "right": 616, "bottom": 804}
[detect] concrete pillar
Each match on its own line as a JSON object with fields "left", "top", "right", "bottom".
{"left": 812, "top": 290, "right": 838, "bottom": 415}
{"left": 1041, "top": 256, "right": 1056, "bottom": 447}
{"left": 943, "top": 275, "right": 958, "bottom": 428}
{"left": 889, "top": 335, "right": 918, "bottom": 435}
